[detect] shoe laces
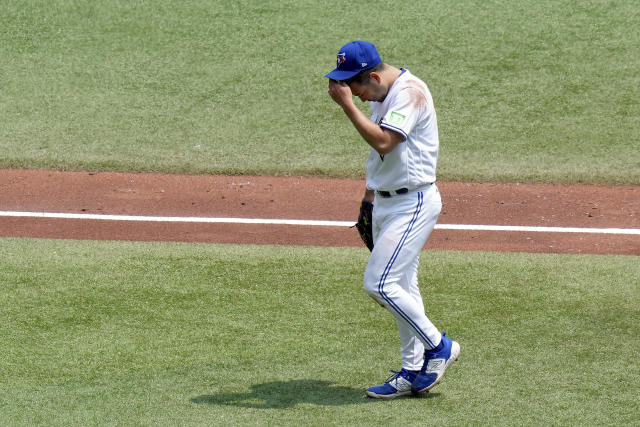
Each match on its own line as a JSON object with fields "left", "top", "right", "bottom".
{"left": 385, "top": 368, "right": 412, "bottom": 384}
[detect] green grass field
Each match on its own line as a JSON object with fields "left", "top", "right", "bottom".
{"left": 1, "top": 1, "right": 639, "bottom": 425}
{"left": 1, "top": 238, "right": 638, "bottom": 425}
{"left": 1, "top": 0, "right": 639, "bottom": 183}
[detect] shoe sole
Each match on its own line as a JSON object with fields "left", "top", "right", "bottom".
{"left": 365, "top": 389, "right": 413, "bottom": 399}
{"left": 411, "top": 340, "right": 460, "bottom": 395}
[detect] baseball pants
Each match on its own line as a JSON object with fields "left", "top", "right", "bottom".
{"left": 364, "top": 183, "right": 442, "bottom": 370}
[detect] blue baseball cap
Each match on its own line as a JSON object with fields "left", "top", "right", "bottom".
{"left": 325, "top": 40, "right": 382, "bottom": 81}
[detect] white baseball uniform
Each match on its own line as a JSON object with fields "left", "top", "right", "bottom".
{"left": 363, "top": 69, "right": 443, "bottom": 370}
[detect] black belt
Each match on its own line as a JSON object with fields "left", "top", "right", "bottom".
{"left": 377, "top": 188, "right": 408, "bottom": 198}
{"left": 376, "top": 183, "right": 434, "bottom": 198}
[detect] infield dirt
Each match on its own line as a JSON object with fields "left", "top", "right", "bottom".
{"left": 0, "top": 169, "right": 638, "bottom": 255}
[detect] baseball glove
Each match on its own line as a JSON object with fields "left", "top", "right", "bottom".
{"left": 354, "top": 199, "right": 374, "bottom": 251}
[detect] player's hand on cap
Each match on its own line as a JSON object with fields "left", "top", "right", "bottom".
{"left": 328, "top": 79, "right": 354, "bottom": 107}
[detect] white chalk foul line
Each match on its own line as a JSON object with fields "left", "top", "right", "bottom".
{"left": 1, "top": 211, "right": 639, "bottom": 235}
{"left": 0, "top": 211, "right": 354, "bottom": 227}
{"left": 436, "top": 224, "right": 639, "bottom": 235}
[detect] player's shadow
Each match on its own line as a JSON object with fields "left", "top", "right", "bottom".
{"left": 192, "top": 379, "right": 387, "bottom": 408}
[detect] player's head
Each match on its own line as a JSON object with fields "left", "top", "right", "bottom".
{"left": 325, "top": 40, "right": 382, "bottom": 81}
{"left": 341, "top": 63, "right": 386, "bottom": 86}
{"left": 341, "top": 62, "right": 390, "bottom": 102}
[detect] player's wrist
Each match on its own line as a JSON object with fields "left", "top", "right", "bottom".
{"left": 363, "top": 189, "right": 375, "bottom": 203}
{"left": 341, "top": 100, "right": 357, "bottom": 113}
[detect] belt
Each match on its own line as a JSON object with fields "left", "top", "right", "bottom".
{"left": 377, "top": 188, "right": 408, "bottom": 198}
{"left": 376, "top": 183, "right": 434, "bottom": 198}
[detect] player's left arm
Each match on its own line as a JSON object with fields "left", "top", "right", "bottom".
{"left": 363, "top": 188, "right": 375, "bottom": 203}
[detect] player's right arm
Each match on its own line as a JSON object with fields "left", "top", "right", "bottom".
{"left": 328, "top": 80, "right": 402, "bottom": 155}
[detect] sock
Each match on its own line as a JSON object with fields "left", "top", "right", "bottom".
{"left": 426, "top": 338, "right": 444, "bottom": 353}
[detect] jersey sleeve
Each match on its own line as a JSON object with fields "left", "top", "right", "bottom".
{"left": 379, "top": 87, "right": 423, "bottom": 140}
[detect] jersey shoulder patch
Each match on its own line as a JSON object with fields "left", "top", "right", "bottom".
{"left": 389, "top": 111, "right": 406, "bottom": 126}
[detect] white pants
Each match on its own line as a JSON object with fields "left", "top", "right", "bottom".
{"left": 364, "top": 183, "right": 442, "bottom": 370}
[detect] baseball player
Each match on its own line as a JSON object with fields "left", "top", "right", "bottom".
{"left": 325, "top": 40, "right": 460, "bottom": 398}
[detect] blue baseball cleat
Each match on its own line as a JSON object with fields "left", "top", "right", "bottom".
{"left": 411, "top": 331, "right": 460, "bottom": 395}
{"left": 366, "top": 368, "right": 419, "bottom": 399}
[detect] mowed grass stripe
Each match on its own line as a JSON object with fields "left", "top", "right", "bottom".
{"left": 1, "top": 238, "right": 638, "bottom": 425}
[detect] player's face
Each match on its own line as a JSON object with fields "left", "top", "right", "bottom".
{"left": 348, "top": 79, "right": 385, "bottom": 103}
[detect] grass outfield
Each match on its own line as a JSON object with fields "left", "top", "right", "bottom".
{"left": 1, "top": 238, "right": 638, "bottom": 425}
{"left": 2, "top": 2, "right": 638, "bottom": 426}
{"left": 1, "top": 0, "right": 639, "bottom": 184}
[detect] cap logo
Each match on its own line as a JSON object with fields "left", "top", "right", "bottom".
{"left": 361, "top": 62, "right": 368, "bottom": 68}
{"left": 337, "top": 53, "right": 346, "bottom": 67}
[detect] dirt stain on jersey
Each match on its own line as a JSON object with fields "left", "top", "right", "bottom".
{"left": 406, "top": 80, "right": 428, "bottom": 109}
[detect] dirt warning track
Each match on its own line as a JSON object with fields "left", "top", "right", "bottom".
{"left": 0, "top": 169, "right": 638, "bottom": 255}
